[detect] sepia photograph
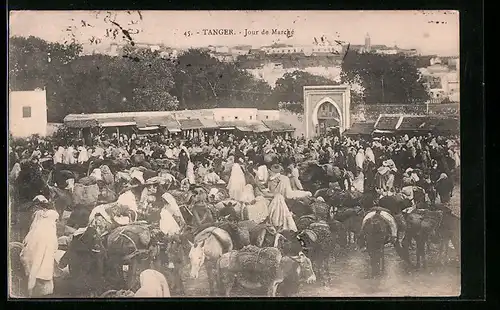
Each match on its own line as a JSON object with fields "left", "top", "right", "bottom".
{"left": 8, "top": 10, "right": 460, "bottom": 298}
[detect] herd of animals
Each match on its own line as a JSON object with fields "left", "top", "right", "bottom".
{"left": 8, "top": 152, "right": 460, "bottom": 298}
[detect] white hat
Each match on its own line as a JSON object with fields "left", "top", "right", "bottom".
{"left": 130, "top": 170, "right": 145, "bottom": 184}
{"left": 65, "top": 178, "right": 75, "bottom": 190}
{"left": 33, "top": 195, "right": 49, "bottom": 203}
{"left": 436, "top": 173, "right": 448, "bottom": 183}
{"left": 401, "top": 187, "right": 414, "bottom": 200}
{"left": 316, "top": 196, "right": 325, "bottom": 202}
{"left": 161, "top": 192, "right": 177, "bottom": 205}
{"left": 113, "top": 216, "right": 131, "bottom": 225}
{"left": 90, "top": 169, "right": 103, "bottom": 181}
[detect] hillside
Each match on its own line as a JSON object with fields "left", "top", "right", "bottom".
{"left": 246, "top": 64, "right": 342, "bottom": 87}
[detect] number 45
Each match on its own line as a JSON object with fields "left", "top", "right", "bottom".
{"left": 184, "top": 31, "right": 192, "bottom": 37}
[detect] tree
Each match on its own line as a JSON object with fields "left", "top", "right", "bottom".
{"left": 124, "top": 48, "right": 179, "bottom": 111}
{"left": 9, "top": 36, "right": 83, "bottom": 121}
{"left": 9, "top": 36, "right": 178, "bottom": 121}
{"left": 171, "top": 49, "right": 273, "bottom": 110}
{"left": 341, "top": 50, "right": 430, "bottom": 104}
{"left": 270, "top": 70, "right": 338, "bottom": 114}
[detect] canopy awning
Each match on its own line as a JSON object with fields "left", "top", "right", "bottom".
{"left": 198, "top": 118, "right": 220, "bottom": 129}
{"left": 135, "top": 115, "right": 178, "bottom": 128}
{"left": 236, "top": 126, "right": 253, "bottom": 132}
{"left": 343, "top": 122, "right": 375, "bottom": 136}
{"left": 216, "top": 121, "right": 238, "bottom": 130}
{"left": 373, "top": 129, "right": 395, "bottom": 134}
{"left": 166, "top": 128, "right": 182, "bottom": 133}
{"left": 374, "top": 115, "right": 402, "bottom": 131}
{"left": 249, "top": 122, "right": 270, "bottom": 133}
{"left": 99, "top": 121, "right": 136, "bottom": 128}
{"left": 262, "top": 120, "right": 295, "bottom": 132}
{"left": 178, "top": 118, "right": 204, "bottom": 130}
{"left": 64, "top": 119, "right": 99, "bottom": 128}
{"left": 96, "top": 116, "right": 136, "bottom": 128}
{"left": 137, "top": 126, "right": 160, "bottom": 131}
{"left": 217, "top": 120, "right": 261, "bottom": 132}
{"left": 396, "top": 116, "right": 431, "bottom": 131}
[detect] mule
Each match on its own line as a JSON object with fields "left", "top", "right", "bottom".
{"left": 400, "top": 209, "right": 444, "bottom": 269}
{"left": 59, "top": 227, "right": 108, "bottom": 297}
{"left": 297, "top": 220, "right": 337, "bottom": 284}
{"left": 187, "top": 226, "right": 233, "bottom": 296}
{"left": 359, "top": 211, "right": 393, "bottom": 277}
{"left": 216, "top": 247, "right": 316, "bottom": 297}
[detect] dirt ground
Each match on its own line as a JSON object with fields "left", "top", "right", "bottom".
{"left": 9, "top": 185, "right": 461, "bottom": 298}
{"left": 178, "top": 185, "right": 462, "bottom": 298}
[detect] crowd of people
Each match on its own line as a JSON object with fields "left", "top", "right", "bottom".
{"left": 8, "top": 129, "right": 460, "bottom": 297}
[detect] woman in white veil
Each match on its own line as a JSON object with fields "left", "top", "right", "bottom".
{"left": 227, "top": 156, "right": 247, "bottom": 201}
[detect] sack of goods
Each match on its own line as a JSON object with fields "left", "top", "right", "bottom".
{"left": 232, "top": 245, "right": 282, "bottom": 282}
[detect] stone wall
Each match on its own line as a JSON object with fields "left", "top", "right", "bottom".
{"left": 280, "top": 102, "right": 459, "bottom": 135}
{"left": 351, "top": 103, "right": 459, "bottom": 121}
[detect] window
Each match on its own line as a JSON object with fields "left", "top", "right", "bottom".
{"left": 329, "top": 105, "right": 333, "bottom": 112}
{"left": 22, "top": 106, "right": 31, "bottom": 118}
{"left": 249, "top": 116, "right": 253, "bottom": 120}
{"left": 234, "top": 116, "right": 238, "bottom": 120}
{"left": 266, "top": 116, "right": 269, "bottom": 119}
{"left": 221, "top": 116, "right": 225, "bottom": 120}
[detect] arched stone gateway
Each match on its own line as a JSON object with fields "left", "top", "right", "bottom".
{"left": 303, "top": 85, "right": 351, "bottom": 139}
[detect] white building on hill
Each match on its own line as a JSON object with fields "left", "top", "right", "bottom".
{"left": 9, "top": 88, "right": 48, "bottom": 137}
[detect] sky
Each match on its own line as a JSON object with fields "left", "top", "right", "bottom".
{"left": 9, "top": 10, "right": 459, "bottom": 56}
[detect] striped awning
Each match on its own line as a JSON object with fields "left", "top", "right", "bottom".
{"left": 178, "top": 118, "right": 204, "bottom": 130}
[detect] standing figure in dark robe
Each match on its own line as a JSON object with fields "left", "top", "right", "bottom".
{"left": 435, "top": 173, "right": 454, "bottom": 204}
{"left": 178, "top": 149, "right": 189, "bottom": 179}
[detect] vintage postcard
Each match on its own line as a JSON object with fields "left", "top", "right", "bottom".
{"left": 8, "top": 10, "right": 460, "bottom": 298}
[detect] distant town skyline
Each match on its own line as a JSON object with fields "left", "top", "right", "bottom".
{"left": 9, "top": 11, "right": 459, "bottom": 56}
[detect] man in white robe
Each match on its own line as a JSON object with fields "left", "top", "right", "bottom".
{"left": 20, "top": 196, "right": 59, "bottom": 297}
{"left": 134, "top": 269, "right": 171, "bottom": 297}
{"left": 77, "top": 146, "right": 89, "bottom": 164}
{"left": 268, "top": 193, "right": 297, "bottom": 232}
{"left": 186, "top": 161, "right": 196, "bottom": 185}
{"left": 53, "top": 147, "right": 64, "bottom": 165}
{"left": 267, "top": 164, "right": 311, "bottom": 199}
{"left": 227, "top": 160, "right": 247, "bottom": 201}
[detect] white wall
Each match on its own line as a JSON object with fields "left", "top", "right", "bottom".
{"left": 213, "top": 108, "right": 258, "bottom": 122}
{"left": 172, "top": 109, "right": 214, "bottom": 120}
{"left": 278, "top": 110, "right": 304, "bottom": 137}
{"left": 257, "top": 110, "right": 280, "bottom": 121}
{"left": 9, "top": 89, "right": 48, "bottom": 137}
